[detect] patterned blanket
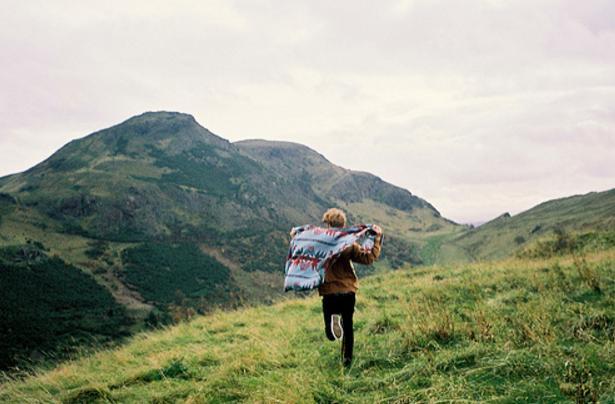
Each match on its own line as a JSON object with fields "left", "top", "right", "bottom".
{"left": 284, "top": 224, "right": 380, "bottom": 292}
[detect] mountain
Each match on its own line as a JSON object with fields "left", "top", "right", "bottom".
{"left": 2, "top": 247, "right": 614, "bottom": 402}
{"left": 235, "top": 139, "right": 438, "bottom": 213}
{"left": 0, "top": 111, "right": 461, "bottom": 368}
{"left": 234, "top": 139, "right": 465, "bottom": 266}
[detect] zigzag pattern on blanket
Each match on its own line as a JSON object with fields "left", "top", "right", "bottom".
{"left": 283, "top": 224, "right": 379, "bottom": 292}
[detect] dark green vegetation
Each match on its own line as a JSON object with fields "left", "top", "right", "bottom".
{"left": 379, "top": 235, "right": 423, "bottom": 268}
{"left": 121, "top": 242, "right": 235, "bottom": 307}
{"left": 1, "top": 250, "right": 613, "bottom": 402}
{"left": 0, "top": 243, "right": 131, "bottom": 370}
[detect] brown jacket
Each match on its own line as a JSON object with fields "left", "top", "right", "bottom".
{"left": 318, "top": 234, "right": 382, "bottom": 296}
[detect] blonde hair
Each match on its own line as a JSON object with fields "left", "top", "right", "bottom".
{"left": 322, "top": 208, "right": 346, "bottom": 228}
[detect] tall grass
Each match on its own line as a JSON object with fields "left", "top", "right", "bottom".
{"left": 1, "top": 250, "right": 614, "bottom": 403}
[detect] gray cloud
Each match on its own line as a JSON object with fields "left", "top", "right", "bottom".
{"left": 1, "top": 0, "right": 614, "bottom": 223}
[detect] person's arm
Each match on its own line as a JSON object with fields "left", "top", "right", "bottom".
{"left": 348, "top": 228, "right": 383, "bottom": 265}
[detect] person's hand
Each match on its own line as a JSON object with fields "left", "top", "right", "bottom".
{"left": 372, "top": 224, "right": 382, "bottom": 235}
{"left": 290, "top": 228, "right": 297, "bottom": 238}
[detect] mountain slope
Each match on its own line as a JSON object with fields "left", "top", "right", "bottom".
{"left": 2, "top": 249, "right": 613, "bottom": 402}
{"left": 235, "top": 139, "right": 466, "bottom": 265}
{"left": 443, "top": 188, "right": 615, "bottom": 261}
{"left": 235, "top": 139, "right": 439, "bottom": 213}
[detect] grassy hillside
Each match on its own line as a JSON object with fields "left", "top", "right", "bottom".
{"left": 439, "top": 188, "right": 615, "bottom": 263}
{"left": 2, "top": 248, "right": 613, "bottom": 402}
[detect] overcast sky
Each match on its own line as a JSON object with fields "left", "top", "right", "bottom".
{"left": 1, "top": 0, "right": 614, "bottom": 224}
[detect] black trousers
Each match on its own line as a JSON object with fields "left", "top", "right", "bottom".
{"left": 322, "top": 292, "right": 355, "bottom": 365}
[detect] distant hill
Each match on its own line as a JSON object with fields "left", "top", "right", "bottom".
{"left": 439, "top": 188, "right": 615, "bottom": 262}
{"left": 0, "top": 111, "right": 460, "bottom": 368}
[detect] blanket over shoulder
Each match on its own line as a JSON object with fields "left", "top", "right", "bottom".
{"left": 284, "top": 224, "right": 381, "bottom": 292}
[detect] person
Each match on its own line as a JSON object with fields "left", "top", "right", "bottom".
{"left": 318, "top": 208, "right": 382, "bottom": 367}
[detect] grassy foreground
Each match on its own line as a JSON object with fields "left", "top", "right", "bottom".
{"left": 1, "top": 251, "right": 614, "bottom": 403}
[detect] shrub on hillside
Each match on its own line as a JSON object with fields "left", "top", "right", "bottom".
{"left": 120, "top": 242, "right": 236, "bottom": 309}
{"left": 85, "top": 240, "right": 109, "bottom": 260}
{"left": 380, "top": 236, "right": 423, "bottom": 269}
{"left": 517, "top": 229, "right": 615, "bottom": 259}
{"left": 0, "top": 244, "right": 131, "bottom": 370}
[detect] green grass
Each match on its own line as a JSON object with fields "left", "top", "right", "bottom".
{"left": 2, "top": 249, "right": 613, "bottom": 402}
{"left": 419, "top": 233, "right": 464, "bottom": 266}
